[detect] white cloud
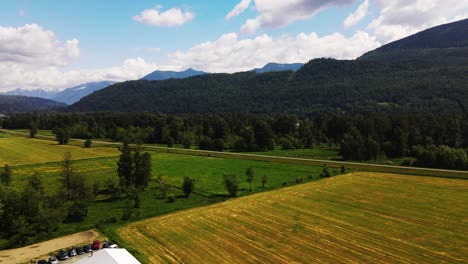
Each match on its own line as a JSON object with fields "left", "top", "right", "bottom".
{"left": 168, "top": 31, "right": 380, "bottom": 73}
{"left": 344, "top": 0, "right": 369, "bottom": 28}
{"left": 0, "top": 23, "right": 161, "bottom": 91}
{"left": 240, "top": 0, "right": 354, "bottom": 34}
{"left": 0, "top": 58, "right": 160, "bottom": 92}
{"left": 226, "top": 0, "right": 252, "bottom": 20}
{"left": 133, "top": 6, "right": 195, "bottom": 27}
{"left": 368, "top": 0, "right": 468, "bottom": 43}
{"left": 0, "top": 24, "right": 79, "bottom": 66}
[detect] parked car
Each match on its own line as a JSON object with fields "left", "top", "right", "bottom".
{"left": 83, "top": 244, "right": 92, "bottom": 253}
{"left": 91, "top": 240, "right": 100, "bottom": 250}
{"left": 68, "top": 248, "right": 77, "bottom": 257}
{"left": 101, "top": 241, "right": 110, "bottom": 249}
{"left": 76, "top": 247, "right": 84, "bottom": 255}
{"left": 57, "top": 250, "right": 68, "bottom": 261}
{"left": 37, "top": 259, "right": 47, "bottom": 264}
{"left": 48, "top": 256, "right": 58, "bottom": 264}
{"left": 49, "top": 256, "right": 58, "bottom": 264}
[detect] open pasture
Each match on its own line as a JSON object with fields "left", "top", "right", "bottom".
{"left": 4, "top": 140, "right": 324, "bottom": 241}
{"left": 0, "top": 136, "right": 119, "bottom": 166}
{"left": 118, "top": 172, "right": 468, "bottom": 264}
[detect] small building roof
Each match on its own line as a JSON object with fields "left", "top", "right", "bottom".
{"left": 75, "top": 248, "right": 140, "bottom": 264}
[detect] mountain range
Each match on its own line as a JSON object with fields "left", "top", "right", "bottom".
{"left": 0, "top": 95, "right": 65, "bottom": 113}
{"left": 69, "top": 19, "right": 468, "bottom": 114}
{"left": 50, "top": 81, "right": 115, "bottom": 105}
{"left": 2, "top": 81, "right": 114, "bottom": 105}
{"left": 2, "top": 89, "right": 58, "bottom": 100}
{"left": 2, "top": 19, "right": 467, "bottom": 114}
{"left": 359, "top": 18, "right": 468, "bottom": 65}
{"left": 141, "top": 68, "right": 207, "bottom": 81}
{"left": 253, "top": 62, "right": 304, "bottom": 73}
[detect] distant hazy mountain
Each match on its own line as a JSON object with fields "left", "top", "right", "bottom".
{"left": 2, "top": 81, "right": 114, "bottom": 105}
{"left": 141, "top": 68, "right": 207, "bottom": 81}
{"left": 253, "top": 62, "right": 304, "bottom": 73}
{"left": 359, "top": 18, "right": 468, "bottom": 65}
{"left": 2, "top": 89, "right": 57, "bottom": 99}
{"left": 51, "top": 81, "right": 114, "bottom": 104}
{"left": 0, "top": 95, "right": 65, "bottom": 113}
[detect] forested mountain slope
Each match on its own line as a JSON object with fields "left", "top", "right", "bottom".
{"left": 0, "top": 95, "right": 65, "bottom": 113}
{"left": 70, "top": 19, "right": 468, "bottom": 114}
{"left": 359, "top": 18, "right": 468, "bottom": 65}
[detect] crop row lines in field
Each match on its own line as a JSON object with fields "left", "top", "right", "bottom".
{"left": 247, "top": 201, "right": 419, "bottom": 263}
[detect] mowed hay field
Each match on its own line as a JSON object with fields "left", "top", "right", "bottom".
{"left": 0, "top": 136, "right": 118, "bottom": 165}
{"left": 118, "top": 172, "right": 468, "bottom": 264}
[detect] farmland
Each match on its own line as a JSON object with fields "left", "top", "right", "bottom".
{"left": 0, "top": 135, "right": 119, "bottom": 166}
{"left": 0, "top": 134, "right": 326, "bottom": 249}
{"left": 118, "top": 172, "right": 468, "bottom": 264}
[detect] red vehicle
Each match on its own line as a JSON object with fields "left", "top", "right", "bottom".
{"left": 91, "top": 240, "right": 100, "bottom": 250}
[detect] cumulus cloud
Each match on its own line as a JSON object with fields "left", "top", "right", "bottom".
{"left": 368, "top": 0, "right": 468, "bottom": 43}
{"left": 0, "top": 23, "right": 161, "bottom": 91}
{"left": 133, "top": 6, "right": 195, "bottom": 27}
{"left": 240, "top": 0, "right": 354, "bottom": 34}
{"left": 226, "top": 0, "right": 252, "bottom": 20}
{"left": 0, "top": 24, "right": 79, "bottom": 66}
{"left": 0, "top": 58, "right": 160, "bottom": 91}
{"left": 344, "top": 0, "right": 369, "bottom": 28}
{"left": 168, "top": 31, "right": 380, "bottom": 73}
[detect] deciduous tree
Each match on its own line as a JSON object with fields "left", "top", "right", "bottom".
{"left": 223, "top": 173, "right": 239, "bottom": 197}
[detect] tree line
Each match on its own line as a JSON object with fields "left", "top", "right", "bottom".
{"left": 0, "top": 153, "right": 94, "bottom": 247}
{"left": 2, "top": 112, "right": 468, "bottom": 170}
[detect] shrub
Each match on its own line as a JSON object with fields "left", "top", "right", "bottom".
{"left": 167, "top": 194, "right": 176, "bottom": 203}
{"left": 401, "top": 158, "right": 415, "bottom": 166}
{"left": 84, "top": 139, "right": 92, "bottom": 148}
{"left": 67, "top": 200, "right": 88, "bottom": 221}
{"left": 223, "top": 173, "right": 239, "bottom": 197}
{"left": 278, "top": 137, "right": 295, "bottom": 150}
{"left": 182, "top": 176, "right": 195, "bottom": 197}
{"left": 320, "top": 164, "right": 330, "bottom": 178}
{"left": 261, "top": 175, "right": 268, "bottom": 188}
{"left": 199, "top": 137, "right": 213, "bottom": 150}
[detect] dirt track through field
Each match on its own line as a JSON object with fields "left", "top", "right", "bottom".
{"left": 118, "top": 172, "right": 468, "bottom": 264}
{"left": 0, "top": 230, "right": 101, "bottom": 264}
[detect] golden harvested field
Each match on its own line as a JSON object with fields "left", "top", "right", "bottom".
{"left": 118, "top": 172, "right": 468, "bottom": 264}
{"left": 0, "top": 137, "right": 118, "bottom": 166}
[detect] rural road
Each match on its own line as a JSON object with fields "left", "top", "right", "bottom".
{"left": 1, "top": 129, "right": 467, "bottom": 179}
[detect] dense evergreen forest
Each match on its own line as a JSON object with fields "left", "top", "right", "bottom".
{"left": 3, "top": 112, "right": 468, "bottom": 170}
{"left": 69, "top": 59, "right": 467, "bottom": 113}
{"left": 68, "top": 19, "right": 468, "bottom": 114}
{"left": 0, "top": 95, "right": 65, "bottom": 113}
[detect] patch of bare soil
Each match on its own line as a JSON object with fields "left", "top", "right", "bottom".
{"left": 0, "top": 229, "right": 103, "bottom": 264}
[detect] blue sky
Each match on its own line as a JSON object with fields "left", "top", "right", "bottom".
{"left": 0, "top": 0, "right": 467, "bottom": 90}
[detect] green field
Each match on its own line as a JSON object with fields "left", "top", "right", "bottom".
{"left": 118, "top": 172, "right": 468, "bottom": 264}
{"left": 0, "top": 136, "right": 119, "bottom": 166}
{"left": 1, "top": 134, "right": 326, "bottom": 247}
